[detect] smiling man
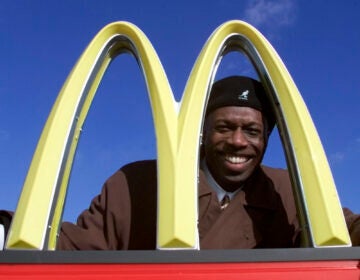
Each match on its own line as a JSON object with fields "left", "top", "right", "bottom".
{"left": 1, "top": 76, "right": 359, "bottom": 250}
{"left": 198, "top": 76, "right": 299, "bottom": 248}
{"left": 204, "top": 106, "right": 265, "bottom": 190}
{"left": 55, "top": 76, "right": 302, "bottom": 249}
{"left": 203, "top": 76, "right": 273, "bottom": 192}
{"left": 198, "top": 76, "right": 360, "bottom": 248}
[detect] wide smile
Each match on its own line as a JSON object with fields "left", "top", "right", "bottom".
{"left": 225, "top": 155, "right": 251, "bottom": 164}
{"left": 225, "top": 155, "right": 250, "bottom": 164}
{"left": 223, "top": 154, "right": 254, "bottom": 173}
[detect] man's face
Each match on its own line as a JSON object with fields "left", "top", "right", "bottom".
{"left": 203, "top": 106, "right": 266, "bottom": 191}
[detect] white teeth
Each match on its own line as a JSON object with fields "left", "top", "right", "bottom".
{"left": 226, "top": 156, "right": 248, "bottom": 164}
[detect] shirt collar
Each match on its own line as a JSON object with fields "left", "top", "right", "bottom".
{"left": 201, "top": 159, "right": 241, "bottom": 202}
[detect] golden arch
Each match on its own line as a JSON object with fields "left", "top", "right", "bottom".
{"left": 6, "top": 20, "right": 351, "bottom": 250}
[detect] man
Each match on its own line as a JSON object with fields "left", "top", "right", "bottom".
{"left": 57, "top": 76, "right": 360, "bottom": 249}
{"left": 1, "top": 76, "right": 360, "bottom": 249}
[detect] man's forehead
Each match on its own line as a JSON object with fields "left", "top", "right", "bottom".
{"left": 206, "top": 106, "right": 264, "bottom": 124}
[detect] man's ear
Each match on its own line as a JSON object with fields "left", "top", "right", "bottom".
{"left": 201, "top": 119, "right": 210, "bottom": 146}
{"left": 200, "top": 129, "right": 205, "bottom": 146}
{"left": 199, "top": 123, "right": 207, "bottom": 159}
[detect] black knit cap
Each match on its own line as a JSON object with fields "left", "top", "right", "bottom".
{"left": 206, "top": 76, "right": 276, "bottom": 133}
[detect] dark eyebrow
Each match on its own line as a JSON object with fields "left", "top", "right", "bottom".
{"left": 244, "top": 121, "right": 262, "bottom": 128}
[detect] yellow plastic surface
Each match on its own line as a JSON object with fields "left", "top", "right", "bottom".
{"left": 6, "top": 20, "right": 350, "bottom": 250}
{"left": 207, "top": 21, "right": 350, "bottom": 246}
{"left": 6, "top": 21, "right": 197, "bottom": 250}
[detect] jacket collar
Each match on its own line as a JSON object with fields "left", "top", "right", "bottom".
{"left": 198, "top": 165, "right": 278, "bottom": 211}
{"left": 241, "top": 166, "right": 278, "bottom": 210}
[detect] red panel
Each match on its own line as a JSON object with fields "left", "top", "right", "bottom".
{"left": 0, "top": 261, "right": 359, "bottom": 280}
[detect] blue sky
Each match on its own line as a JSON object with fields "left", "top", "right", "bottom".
{"left": 0, "top": 0, "right": 359, "bottom": 223}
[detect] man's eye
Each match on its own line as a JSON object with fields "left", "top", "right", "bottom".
{"left": 243, "top": 127, "right": 261, "bottom": 137}
{"left": 245, "top": 129, "right": 261, "bottom": 136}
{"left": 215, "top": 126, "right": 230, "bottom": 132}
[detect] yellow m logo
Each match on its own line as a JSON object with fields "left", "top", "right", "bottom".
{"left": 6, "top": 20, "right": 351, "bottom": 250}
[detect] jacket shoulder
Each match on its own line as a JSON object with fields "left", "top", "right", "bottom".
{"left": 260, "top": 165, "right": 291, "bottom": 191}
{"left": 120, "top": 159, "right": 157, "bottom": 172}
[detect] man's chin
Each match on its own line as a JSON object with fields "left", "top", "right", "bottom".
{"left": 219, "top": 176, "right": 247, "bottom": 192}
{"left": 221, "top": 168, "right": 256, "bottom": 188}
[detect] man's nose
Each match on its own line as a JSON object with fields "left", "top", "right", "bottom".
{"left": 228, "top": 128, "right": 248, "bottom": 147}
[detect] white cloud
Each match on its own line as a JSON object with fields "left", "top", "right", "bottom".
{"left": 244, "top": 0, "right": 296, "bottom": 28}
{"left": 329, "top": 137, "right": 360, "bottom": 165}
{"left": 330, "top": 152, "right": 345, "bottom": 164}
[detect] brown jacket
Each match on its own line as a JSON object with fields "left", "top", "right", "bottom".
{"left": 1, "top": 159, "right": 359, "bottom": 249}
{"left": 58, "top": 160, "right": 300, "bottom": 250}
